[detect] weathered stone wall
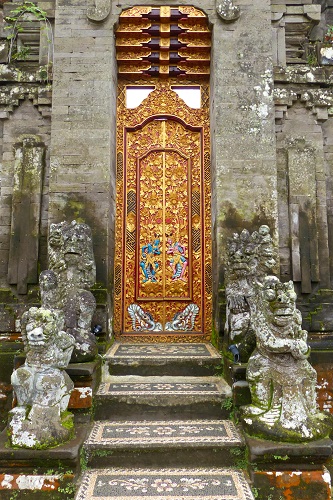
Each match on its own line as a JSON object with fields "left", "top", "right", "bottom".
{"left": 0, "top": 98, "right": 51, "bottom": 289}
{"left": 49, "top": 0, "right": 117, "bottom": 288}
{"left": 211, "top": 0, "right": 278, "bottom": 333}
{"left": 0, "top": 0, "right": 333, "bottom": 343}
{"left": 276, "top": 101, "right": 330, "bottom": 292}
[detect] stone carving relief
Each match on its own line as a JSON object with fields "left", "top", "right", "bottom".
{"left": 241, "top": 276, "right": 332, "bottom": 442}
{"left": 43, "top": 220, "right": 98, "bottom": 363}
{"left": 8, "top": 136, "right": 45, "bottom": 294}
{"left": 216, "top": 0, "right": 240, "bottom": 22}
{"left": 225, "top": 225, "right": 276, "bottom": 361}
{"left": 8, "top": 307, "right": 75, "bottom": 448}
{"left": 128, "top": 304, "right": 163, "bottom": 332}
{"left": 87, "top": 0, "right": 111, "bottom": 22}
{"left": 128, "top": 302, "right": 199, "bottom": 332}
{"left": 165, "top": 303, "right": 199, "bottom": 331}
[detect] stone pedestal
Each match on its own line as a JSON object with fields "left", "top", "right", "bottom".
{"left": 246, "top": 435, "right": 333, "bottom": 500}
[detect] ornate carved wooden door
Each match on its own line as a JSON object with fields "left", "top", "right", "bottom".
{"left": 113, "top": 6, "right": 211, "bottom": 342}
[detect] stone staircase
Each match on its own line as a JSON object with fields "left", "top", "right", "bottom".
{"left": 75, "top": 342, "right": 255, "bottom": 500}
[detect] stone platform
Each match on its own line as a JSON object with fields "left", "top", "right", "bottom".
{"left": 75, "top": 468, "right": 255, "bottom": 500}
{"left": 105, "top": 343, "right": 222, "bottom": 376}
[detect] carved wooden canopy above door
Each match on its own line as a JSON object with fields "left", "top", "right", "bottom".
{"left": 116, "top": 5, "right": 211, "bottom": 77}
{"left": 114, "top": 7, "right": 211, "bottom": 342}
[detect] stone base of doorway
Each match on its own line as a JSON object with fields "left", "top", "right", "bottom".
{"left": 94, "top": 375, "right": 232, "bottom": 420}
{"left": 0, "top": 473, "right": 75, "bottom": 500}
{"left": 250, "top": 467, "right": 331, "bottom": 500}
{"left": 245, "top": 435, "right": 333, "bottom": 500}
{"left": 83, "top": 419, "right": 244, "bottom": 468}
{"left": 105, "top": 342, "right": 222, "bottom": 376}
{"left": 75, "top": 468, "right": 255, "bottom": 500}
{"left": 0, "top": 424, "right": 88, "bottom": 472}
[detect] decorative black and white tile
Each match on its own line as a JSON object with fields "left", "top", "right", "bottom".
{"left": 75, "top": 468, "right": 254, "bottom": 499}
{"left": 85, "top": 420, "right": 242, "bottom": 447}
{"left": 106, "top": 343, "right": 220, "bottom": 359}
{"left": 98, "top": 381, "right": 221, "bottom": 396}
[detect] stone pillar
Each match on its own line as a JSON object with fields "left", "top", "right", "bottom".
{"left": 49, "top": 0, "right": 117, "bottom": 285}
{"left": 211, "top": 0, "right": 278, "bottom": 331}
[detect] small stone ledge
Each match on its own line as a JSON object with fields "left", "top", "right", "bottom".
{"left": 66, "top": 359, "right": 101, "bottom": 379}
{"left": 0, "top": 424, "right": 88, "bottom": 472}
{"left": 274, "top": 65, "right": 333, "bottom": 84}
{"left": 251, "top": 467, "right": 331, "bottom": 500}
{"left": 245, "top": 434, "right": 333, "bottom": 466}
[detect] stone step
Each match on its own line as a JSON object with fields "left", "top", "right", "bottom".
{"left": 94, "top": 375, "right": 232, "bottom": 420}
{"left": 84, "top": 419, "right": 244, "bottom": 468}
{"left": 105, "top": 342, "right": 222, "bottom": 376}
{"left": 75, "top": 467, "right": 254, "bottom": 500}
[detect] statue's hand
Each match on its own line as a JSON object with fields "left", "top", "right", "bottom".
{"left": 229, "top": 295, "right": 247, "bottom": 312}
{"left": 291, "top": 339, "right": 310, "bottom": 359}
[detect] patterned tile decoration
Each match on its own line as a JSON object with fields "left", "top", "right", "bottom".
{"left": 75, "top": 468, "right": 255, "bottom": 500}
{"left": 85, "top": 420, "right": 242, "bottom": 447}
{"left": 107, "top": 343, "right": 221, "bottom": 359}
{"left": 98, "top": 381, "right": 220, "bottom": 396}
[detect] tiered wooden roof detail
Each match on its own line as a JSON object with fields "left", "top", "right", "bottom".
{"left": 116, "top": 6, "right": 211, "bottom": 76}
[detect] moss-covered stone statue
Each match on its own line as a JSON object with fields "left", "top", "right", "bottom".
{"left": 241, "top": 276, "right": 332, "bottom": 442}
{"left": 225, "top": 225, "right": 276, "bottom": 362}
{"left": 43, "top": 220, "right": 98, "bottom": 362}
{"left": 8, "top": 307, "right": 75, "bottom": 448}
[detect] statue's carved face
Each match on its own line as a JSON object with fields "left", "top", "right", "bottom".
{"left": 228, "top": 242, "right": 257, "bottom": 276}
{"left": 49, "top": 223, "right": 64, "bottom": 247}
{"left": 262, "top": 277, "right": 297, "bottom": 327}
{"left": 26, "top": 325, "right": 47, "bottom": 348}
{"left": 22, "top": 308, "right": 61, "bottom": 352}
{"left": 63, "top": 223, "right": 91, "bottom": 258}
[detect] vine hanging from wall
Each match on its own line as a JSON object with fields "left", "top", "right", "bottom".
{"left": 4, "top": 1, "right": 53, "bottom": 79}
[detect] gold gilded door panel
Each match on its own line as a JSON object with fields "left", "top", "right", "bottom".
{"left": 114, "top": 82, "right": 212, "bottom": 342}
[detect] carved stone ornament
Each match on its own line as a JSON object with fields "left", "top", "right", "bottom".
{"left": 87, "top": 0, "right": 110, "bottom": 22}
{"left": 128, "top": 303, "right": 163, "bottom": 331}
{"left": 216, "top": 0, "right": 240, "bottom": 22}
{"left": 241, "top": 276, "right": 332, "bottom": 442}
{"left": 165, "top": 303, "right": 199, "bottom": 331}
{"left": 225, "top": 225, "right": 276, "bottom": 362}
{"left": 44, "top": 220, "right": 98, "bottom": 363}
{"left": 8, "top": 307, "right": 75, "bottom": 448}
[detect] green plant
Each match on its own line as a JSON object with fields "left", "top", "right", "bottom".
{"left": 5, "top": 1, "right": 53, "bottom": 73}
{"left": 80, "top": 448, "right": 88, "bottom": 472}
{"left": 58, "top": 482, "right": 76, "bottom": 496}
{"left": 324, "top": 25, "right": 333, "bottom": 44}
{"left": 252, "top": 487, "right": 259, "bottom": 498}
{"left": 222, "top": 397, "right": 233, "bottom": 411}
{"left": 230, "top": 447, "right": 248, "bottom": 469}
{"left": 273, "top": 454, "right": 289, "bottom": 461}
{"left": 307, "top": 53, "right": 317, "bottom": 66}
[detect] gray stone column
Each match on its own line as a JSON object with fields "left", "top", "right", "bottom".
{"left": 49, "top": 0, "right": 117, "bottom": 284}
{"left": 210, "top": 0, "right": 278, "bottom": 330}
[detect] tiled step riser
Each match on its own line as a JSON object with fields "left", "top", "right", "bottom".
{"left": 108, "top": 361, "right": 220, "bottom": 377}
{"left": 94, "top": 399, "right": 230, "bottom": 421}
{"left": 85, "top": 447, "right": 243, "bottom": 468}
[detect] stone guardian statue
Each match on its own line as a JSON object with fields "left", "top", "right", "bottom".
{"left": 45, "top": 220, "right": 98, "bottom": 362}
{"left": 241, "top": 276, "right": 332, "bottom": 442}
{"left": 8, "top": 307, "right": 75, "bottom": 448}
